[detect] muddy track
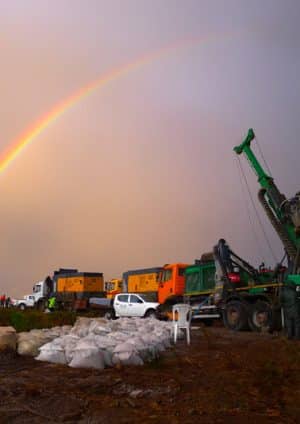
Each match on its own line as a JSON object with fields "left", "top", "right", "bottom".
{"left": 1, "top": 327, "right": 299, "bottom": 423}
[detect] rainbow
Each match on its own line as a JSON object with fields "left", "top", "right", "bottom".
{"left": 0, "top": 33, "right": 232, "bottom": 173}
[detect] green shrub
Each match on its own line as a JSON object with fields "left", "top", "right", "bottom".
{"left": 0, "top": 309, "right": 76, "bottom": 332}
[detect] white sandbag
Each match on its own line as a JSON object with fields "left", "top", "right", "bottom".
{"left": 89, "top": 323, "right": 110, "bottom": 335}
{"left": 36, "top": 342, "right": 67, "bottom": 364}
{"left": 17, "top": 340, "right": 40, "bottom": 356}
{"left": 101, "top": 348, "right": 113, "bottom": 367}
{"left": 108, "top": 332, "right": 129, "bottom": 342}
{"left": 112, "top": 351, "right": 143, "bottom": 366}
{"left": 47, "top": 330, "right": 62, "bottom": 339}
{"left": 75, "top": 337, "right": 98, "bottom": 350}
{"left": 70, "top": 326, "right": 89, "bottom": 338}
{"left": 106, "top": 320, "right": 122, "bottom": 332}
{"left": 69, "top": 318, "right": 91, "bottom": 337}
{"left": 69, "top": 347, "right": 105, "bottom": 369}
{"left": 113, "top": 342, "right": 136, "bottom": 354}
{"left": 63, "top": 337, "right": 80, "bottom": 363}
{"left": 112, "top": 341, "right": 144, "bottom": 366}
{"left": 29, "top": 329, "right": 45, "bottom": 337}
{"left": 17, "top": 330, "right": 56, "bottom": 357}
{"left": 60, "top": 325, "right": 72, "bottom": 335}
{"left": 125, "top": 338, "right": 148, "bottom": 360}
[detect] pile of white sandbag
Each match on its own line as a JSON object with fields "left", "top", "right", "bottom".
{"left": 34, "top": 317, "right": 173, "bottom": 369}
{"left": 17, "top": 325, "right": 72, "bottom": 356}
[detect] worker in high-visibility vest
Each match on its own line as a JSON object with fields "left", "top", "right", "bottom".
{"left": 48, "top": 296, "right": 56, "bottom": 312}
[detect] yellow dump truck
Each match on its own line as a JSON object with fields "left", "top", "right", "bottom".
{"left": 32, "top": 268, "right": 106, "bottom": 311}
{"left": 122, "top": 267, "right": 162, "bottom": 301}
{"left": 56, "top": 272, "right": 104, "bottom": 293}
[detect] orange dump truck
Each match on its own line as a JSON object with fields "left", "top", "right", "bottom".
{"left": 158, "top": 263, "right": 190, "bottom": 304}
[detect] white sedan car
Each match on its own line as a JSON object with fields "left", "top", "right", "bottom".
{"left": 113, "top": 293, "right": 159, "bottom": 318}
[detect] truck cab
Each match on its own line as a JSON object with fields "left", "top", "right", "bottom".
{"left": 105, "top": 278, "right": 123, "bottom": 299}
{"left": 32, "top": 281, "right": 48, "bottom": 301}
{"left": 158, "top": 263, "right": 190, "bottom": 304}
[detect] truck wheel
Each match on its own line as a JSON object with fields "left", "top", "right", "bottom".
{"left": 106, "top": 309, "right": 118, "bottom": 320}
{"left": 248, "top": 301, "right": 272, "bottom": 332}
{"left": 18, "top": 303, "right": 26, "bottom": 311}
{"left": 144, "top": 309, "right": 156, "bottom": 319}
{"left": 223, "top": 301, "right": 249, "bottom": 331}
{"left": 104, "top": 309, "right": 116, "bottom": 320}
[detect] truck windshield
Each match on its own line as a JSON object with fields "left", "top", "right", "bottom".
{"left": 105, "top": 282, "right": 113, "bottom": 291}
{"left": 33, "top": 285, "right": 41, "bottom": 293}
{"left": 178, "top": 268, "right": 185, "bottom": 276}
{"left": 160, "top": 269, "right": 173, "bottom": 283}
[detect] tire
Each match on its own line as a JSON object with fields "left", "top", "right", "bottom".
{"left": 109, "top": 309, "right": 118, "bottom": 320}
{"left": 18, "top": 303, "right": 26, "bottom": 311}
{"left": 104, "top": 309, "right": 115, "bottom": 320}
{"left": 144, "top": 309, "right": 157, "bottom": 318}
{"left": 248, "top": 301, "right": 272, "bottom": 332}
{"left": 223, "top": 301, "right": 249, "bottom": 331}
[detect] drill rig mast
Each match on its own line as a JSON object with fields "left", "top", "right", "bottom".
{"left": 234, "top": 129, "right": 300, "bottom": 284}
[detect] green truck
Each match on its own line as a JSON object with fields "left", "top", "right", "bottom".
{"left": 183, "top": 254, "right": 218, "bottom": 324}
{"left": 184, "top": 129, "right": 300, "bottom": 336}
{"left": 182, "top": 244, "right": 282, "bottom": 332}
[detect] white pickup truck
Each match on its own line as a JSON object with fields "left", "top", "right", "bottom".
{"left": 113, "top": 293, "right": 159, "bottom": 318}
{"left": 12, "top": 295, "right": 36, "bottom": 310}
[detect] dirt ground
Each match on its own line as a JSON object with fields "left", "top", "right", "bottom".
{"left": 0, "top": 326, "right": 300, "bottom": 424}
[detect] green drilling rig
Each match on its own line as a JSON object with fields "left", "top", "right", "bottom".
{"left": 234, "top": 129, "right": 300, "bottom": 284}
{"left": 209, "top": 129, "right": 300, "bottom": 335}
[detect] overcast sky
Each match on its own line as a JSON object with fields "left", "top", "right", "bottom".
{"left": 0, "top": 0, "right": 300, "bottom": 296}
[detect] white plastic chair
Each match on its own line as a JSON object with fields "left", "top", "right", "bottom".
{"left": 172, "top": 304, "right": 192, "bottom": 345}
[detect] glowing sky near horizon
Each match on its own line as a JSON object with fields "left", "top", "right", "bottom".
{"left": 1, "top": 0, "right": 300, "bottom": 297}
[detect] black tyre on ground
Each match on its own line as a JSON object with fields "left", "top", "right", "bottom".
{"left": 144, "top": 309, "right": 157, "bottom": 318}
{"left": 248, "top": 300, "right": 272, "bottom": 332}
{"left": 223, "top": 300, "right": 249, "bottom": 331}
{"left": 104, "top": 309, "right": 116, "bottom": 320}
{"left": 18, "top": 303, "right": 26, "bottom": 311}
